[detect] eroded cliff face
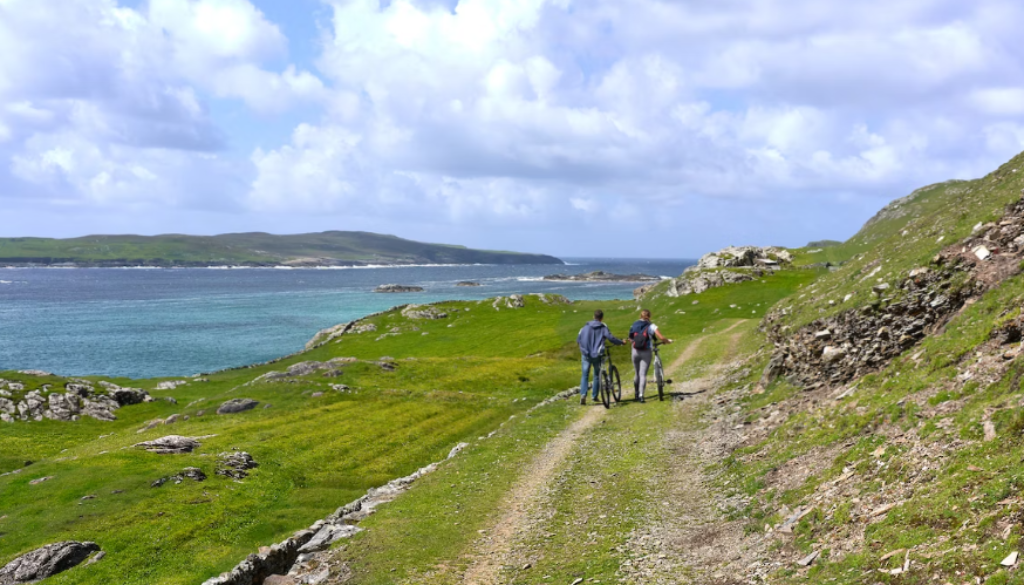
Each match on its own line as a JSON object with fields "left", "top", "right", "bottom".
{"left": 761, "top": 196, "right": 1024, "bottom": 390}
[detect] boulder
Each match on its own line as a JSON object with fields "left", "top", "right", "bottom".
{"left": 216, "top": 452, "right": 259, "bottom": 479}
{"left": 81, "top": 396, "right": 119, "bottom": 422}
{"left": 286, "top": 362, "right": 324, "bottom": 376}
{"left": 44, "top": 393, "right": 80, "bottom": 421}
{"left": 664, "top": 270, "right": 754, "bottom": 297}
{"left": 64, "top": 383, "right": 93, "bottom": 397}
{"left": 401, "top": 305, "right": 448, "bottom": 320}
{"left": 134, "top": 435, "right": 203, "bottom": 454}
{"left": 108, "top": 387, "right": 152, "bottom": 406}
{"left": 694, "top": 246, "right": 792, "bottom": 270}
{"left": 0, "top": 541, "right": 100, "bottom": 585}
{"left": 216, "top": 399, "right": 259, "bottom": 415}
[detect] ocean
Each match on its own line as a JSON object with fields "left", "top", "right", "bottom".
{"left": 0, "top": 258, "right": 694, "bottom": 378}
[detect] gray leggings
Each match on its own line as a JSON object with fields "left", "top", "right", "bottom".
{"left": 632, "top": 347, "right": 653, "bottom": 398}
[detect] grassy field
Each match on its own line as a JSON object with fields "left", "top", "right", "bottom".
{"left": 0, "top": 264, "right": 811, "bottom": 584}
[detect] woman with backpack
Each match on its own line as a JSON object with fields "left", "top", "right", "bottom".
{"left": 629, "top": 309, "right": 672, "bottom": 403}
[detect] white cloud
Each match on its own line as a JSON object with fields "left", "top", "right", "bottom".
{"left": 0, "top": 0, "right": 324, "bottom": 210}
{"left": 4, "top": 0, "right": 1024, "bottom": 254}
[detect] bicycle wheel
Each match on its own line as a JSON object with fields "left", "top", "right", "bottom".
{"left": 600, "top": 371, "right": 611, "bottom": 409}
{"left": 610, "top": 365, "right": 622, "bottom": 402}
{"left": 655, "top": 359, "right": 665, "bottom": 401}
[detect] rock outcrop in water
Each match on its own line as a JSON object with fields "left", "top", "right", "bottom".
{"left": 374, "top": 284, "right": 424, "bottom": 293}
{"left": 543, "top": 270, "right": 660, "bottom": 282}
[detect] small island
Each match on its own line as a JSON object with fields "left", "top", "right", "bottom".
{"left": 456, "top": 281, "right": 482, "bottom": 287}
{"left": 543, "top": 270, "right": 662, "bottom": 282}
{"left": 374, "top": 284, "right": 425, "bottom": 293}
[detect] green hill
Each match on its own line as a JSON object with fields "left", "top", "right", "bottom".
{"left": 0, "top": 231, "right": 563, "bottom": 267}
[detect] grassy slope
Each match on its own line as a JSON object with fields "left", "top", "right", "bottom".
{"left": 0, "top": 268, "right": 812, "bottom": 584}
{"left": 696, "top": 151, "right": 1024, "bottom": 583}
{"left": 0, "top": 231, "right": 562, "bottom": 266}
{"left": 310, "top": 276, "right": 814, "bottom": 584}
{"left": 782, "top": 152, "right": 1024, "bottom": 329}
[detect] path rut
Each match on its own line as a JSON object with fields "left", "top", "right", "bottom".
{"left": 459, "top": 405, "right": 607, "bottom": 585}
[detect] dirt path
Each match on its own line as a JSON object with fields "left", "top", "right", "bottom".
{"left": 458, "top": 321, "right": 752, "bottom": 585}
{"left": 459, "top": 404, "right": 607, "bottom": 585}
{"left": 618, "top": 321, "right": 753, "bottom": 584}
{"left": 667, "top": 319, "right": 748, "bottom": 375}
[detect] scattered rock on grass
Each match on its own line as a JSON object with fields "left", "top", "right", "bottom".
{"left": 151, "top": 467, "right": 207, "bottom": 487}
{"left": 216, "top": 452, "right": 259, "bottom": 479}
{"left": 134, "top": 435, "right": 204, "bottom": 454}
{"left": 0, "top": 541, "right": 100, "bottom": 584}
{"left": 217, "top": 399, "right": 259, "bottom": 415}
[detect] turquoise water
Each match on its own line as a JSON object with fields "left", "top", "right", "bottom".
{"left": 0, "top": 258, "right": 693, "bottom": 378}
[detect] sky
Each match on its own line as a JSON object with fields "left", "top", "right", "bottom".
{"left": 1, "top": 0, "right": 1024, "bottom": 258}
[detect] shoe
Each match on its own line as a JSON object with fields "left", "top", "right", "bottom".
{"left": 639, "top": 396, "right": 646, "bottom": 403}
{"left": 580, "top": 396, "right": 586, "bottom": 405}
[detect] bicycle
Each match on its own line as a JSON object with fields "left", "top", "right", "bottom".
{"left": 652, "top": 340, "right": 672, "bottom": 401}
{"left": 599, "top": 345, "right": 622, "bottom": 409}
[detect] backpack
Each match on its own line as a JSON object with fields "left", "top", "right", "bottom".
{"left": 629, "top": 320, "right": 652, "bottom": 350}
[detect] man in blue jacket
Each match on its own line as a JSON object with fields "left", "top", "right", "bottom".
{"left": 577, "top": 309, "right": 626, "bottom": 405}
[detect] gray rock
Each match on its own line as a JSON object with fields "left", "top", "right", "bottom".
{"left": 64, "top": 383, "right": 93, "bottom": 397}
{"left": 152, "top": 467, "right": 207, "bottom": 487}
{"left": 822, "top": 346, "right": 847, "bottom": 363}
{"left": 216, "top": 452, "right": 259, "bottom": 479}
{"left": 694, "top": 245, "right": 792, "bottom": 270}
{"left": 134, "top": 435, "right": 203, "bottom": 454}
{"left": 45, "top": 393, "right": 81, "bottom": 421}
{"left": 0, "top": 541, "right": 100, "bottom": 585}
{"left": 287, "top": 361, "right": 324, "bottom": 376}
{"left": 216, "top": 399, "right": 259, "bottom": 415}
{"left": 401, "top": 305, "right": 448, "bottom": 320}
{"left": 81, "top": 396, "right": 119, "bottom": 422}
{"left": 108, "top": 387, "right": 152, "bottom": 406}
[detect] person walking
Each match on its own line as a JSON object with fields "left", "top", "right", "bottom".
{"left": 629, "top": 309, "right": 672, "bottom": 403}
{"left": 577, "top": 309, "right": 626, "bottom": 405}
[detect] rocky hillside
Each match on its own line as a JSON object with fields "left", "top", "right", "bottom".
{"left": 699, "top": 150, "right": 1024, "bottom": 583}
{"left": 636, "top": 245, "right": 797, "bottom": 299}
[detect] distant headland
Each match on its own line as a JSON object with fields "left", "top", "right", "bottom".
{"left": 0, "top": 231, "right": 564, "bottom": 268}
